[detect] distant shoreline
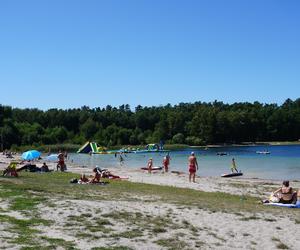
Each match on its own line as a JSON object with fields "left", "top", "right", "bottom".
{"left": 6, "top": 141, "right": 300, "bottom": 153}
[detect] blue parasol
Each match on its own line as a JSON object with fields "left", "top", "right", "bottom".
{"left": 22, "top": 150, "right": 41, "bottom": 161}
{"left": 46, "top": 154, "right": 59, "bottom": 162}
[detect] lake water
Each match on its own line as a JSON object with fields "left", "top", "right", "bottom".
{"left": 69, "top": 145, "right": 300, "bottom": 180}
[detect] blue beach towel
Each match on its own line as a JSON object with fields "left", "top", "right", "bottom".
{"left": 264, "top": 201, "right": 300, "bottom": 208}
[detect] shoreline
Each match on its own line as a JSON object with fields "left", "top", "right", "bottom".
{"left": 1, "top": 154, "right": 299, "bottom": 199}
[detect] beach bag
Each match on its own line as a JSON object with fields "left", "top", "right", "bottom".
{"left": 70, "top": 178, "right": 78, "bottom": 184}
{"left": 269, "top": 193, "right": 280, "bottom": 203}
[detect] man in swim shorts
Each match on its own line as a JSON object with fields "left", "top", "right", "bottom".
{"left": 188, "top": 152, "right": 198, "bottom": 182}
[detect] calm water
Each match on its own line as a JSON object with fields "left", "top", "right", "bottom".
{"left": 69, "top": 145, "right": 300, "bottom": 180}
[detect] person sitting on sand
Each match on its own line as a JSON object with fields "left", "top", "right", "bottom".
{"left": 2, "top": 162, "right": 18, "bottom": 177}
{"left": 147, "top": 158, "right": 153, "bottom": 174}
{"left": 79, "top": 173, "right": 89, "bottom": 183}
{"left": 188, "top": 152, "right": 198, "bottom": 183}
{"left": 266, "top": 180, "right": 297, "bottom": 204}
{"left": 89, "top": 167, "right": 101, "bottom": 183}
{"left": 41, "top": 162, "right": 50, "bottom": 172}
{"left": 231, "top": 158, "right": 238, "bottom": 173}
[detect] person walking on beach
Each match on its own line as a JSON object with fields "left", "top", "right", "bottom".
{"left": 147, "top": 158, "right": 153, "bottom": 174}
{"left": 188, "top": 152, "right": 198, "bottom": 182}
{"left": 231, "top": 158, "right": 238, "bottom": 173}
{"left": 163, "top": 153, "right": 170, "bottom": 173}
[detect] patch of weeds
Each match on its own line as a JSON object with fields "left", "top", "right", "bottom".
{"left": 155, "top": 238, "right": 188, "bottom": 249}
{"left": 207, "top": 231, "right": 226, "bottom": 242}
{"left": 82, "top": 213, "right": 93, "bottom": 218}
{"left": 272, "top": 237, "right": 290, "bottom": 249}
{"left": 272, "top": 237, "right": 280, "bottom": 242}
{"left": 195, "top": 241, "right": 206, "bottom": 247}
{"left": 251, "top": 241, "right": 257, "bottom": 245}
{"left": 295, "top": 219, "right": 300, "bottom": 224}
{"left": 264, "top": 218, "right": 276, "bottom": 222}
{"left": 234, "top": 212, "right": 243, "bottom": 216}
{"left": 41, "top": 236, "right": 78, "bottom": 249}
{"left": 0, "top": 215, "right": 51, "bottom": 247}
{"left": 91, "top": 246, "right": 133, "bottom": 250}
{"left": 182, "top": 219, "right": 190, "bottom": 226}
{"left": 76, "top": 232, "right": 95, "bottom": 239}
{"left": 111, "top": 229, "right": 143, "bottom": 239}
{"left": 95, "top": 218, "right": 113, "bottom": 226}
{"left": 277, "top": 243, "right": 289, "bottom": 249}
{"left": 10, "top": 196, "right": 46, "bottom": 211}
{"left": 152, "top": 227, "right": 167, "bottom": 234}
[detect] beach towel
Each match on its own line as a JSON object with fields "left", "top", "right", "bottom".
{"left": 264, "top": 201, "right": 300, "bottom": 208}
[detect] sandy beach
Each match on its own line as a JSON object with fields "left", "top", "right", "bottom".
{"left": 0, "top": 153, "right": 299, "bottom": 250}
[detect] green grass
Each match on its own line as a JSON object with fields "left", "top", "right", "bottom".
{"left": 155, "top": 238, "right": 189, "bottom": 249}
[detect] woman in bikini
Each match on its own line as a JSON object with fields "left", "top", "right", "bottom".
{"left": 188, "top": 152, "right": 198, "bottom": 183}
{"left": 273, "top": 180, "right": 297, "bottom": 204}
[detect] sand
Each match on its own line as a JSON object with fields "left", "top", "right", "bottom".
{"left": 0, "top": 153, "right": 299, "bottom": 250}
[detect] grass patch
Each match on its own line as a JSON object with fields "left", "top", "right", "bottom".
{"left": 277, "top": 243, "right": 289, "bottom": 249}
{"left": 155, "top": 238, "right": 188, "bottom": 249}
{"left": 0, "top": 214, "right": 51, "bottom": 246}
{"left": 41, "top": 236, "right": 78, "bottom": 249}
{"left": 110, "top": 229, "right": 143, "bottom": 239}
{"left": 91, "top": 247, "right": 133, "bottom": 250}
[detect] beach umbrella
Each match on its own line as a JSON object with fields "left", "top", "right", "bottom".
{"left": 22, "top": 150, "right": 41, "bottom": 161}
{"left": 46, "top": 154, "right": 59, "bottom": 162}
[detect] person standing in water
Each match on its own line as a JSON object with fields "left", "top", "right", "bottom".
{"left": 231, "top": 158, "right": 238, "bottom": 173}
{"left": 163, "top": 153, "right": 170, "bottom": 173}
{"left": 119, "top": 153, "right": 124, "bottom": 166}
{"left": 188, "top": 152, "right": 198, "bottom": 182}
{"left": 147, "top": 158, "right": 153, "bottom": 174}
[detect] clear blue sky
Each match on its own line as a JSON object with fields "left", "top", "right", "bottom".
{"left": 0, "top": 0, "right": 299, "bottom": 110}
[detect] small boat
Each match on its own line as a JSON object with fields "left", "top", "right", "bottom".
{"left": 221, "top": 172, "right": 243, "bottom": 178}
{"left": 256, "top": 151, "right": 270, "bottom": 155}
{"left": 217, "top": 152, "right": 228, "bottom": 156}
{"left": 140, "top": 166, "right": 163, "bottom": 171}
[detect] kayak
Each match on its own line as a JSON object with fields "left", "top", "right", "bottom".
{"left": 221, "top": 172, "right": 243, "bottom": 178}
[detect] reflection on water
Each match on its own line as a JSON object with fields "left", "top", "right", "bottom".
{"left": 69, "top": 145, "right": 300, "bottom": 180}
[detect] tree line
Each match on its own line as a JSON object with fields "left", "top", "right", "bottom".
{"left": 1, "top": 98, "right": 300, "bottom": 150}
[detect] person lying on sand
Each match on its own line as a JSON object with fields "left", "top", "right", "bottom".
{"left": 100, "top": 169, "right": 121, "bottom": 179}
{"left": 264, "top": 180, "right": 297, "bottom": 204}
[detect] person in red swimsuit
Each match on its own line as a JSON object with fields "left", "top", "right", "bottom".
{"left": 163, "top": 154, "right": 170, "bottom": 173}
{"left": 188, "top": 152, "right": 198, "bottom": 183}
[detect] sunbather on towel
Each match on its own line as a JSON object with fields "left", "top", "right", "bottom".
{"left": 89, "top": 168, "right": 101, "bottom": 183}
{"left": 265, "top": 181, "right": 297, "bottom": 204}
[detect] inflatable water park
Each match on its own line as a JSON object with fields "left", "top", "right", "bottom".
{"left": 77, "top": 142, "right": 170, "bottom": 154}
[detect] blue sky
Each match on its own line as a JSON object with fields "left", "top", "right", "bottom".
{"left": 0, "top": 0, "right": 299, "bottom": 109}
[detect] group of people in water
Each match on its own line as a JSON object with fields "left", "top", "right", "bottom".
{"left": 146, "top": 152, "right": 239, "bottom": 183}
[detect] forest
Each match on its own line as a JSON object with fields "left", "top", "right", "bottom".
{"left": 1, "top": 98, "right": 300, "bottom": 150}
